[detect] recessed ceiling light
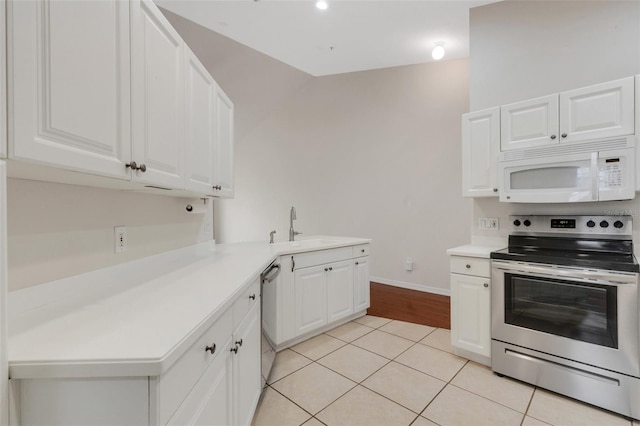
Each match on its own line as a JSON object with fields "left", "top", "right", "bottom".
{"left": 316, "top": 0, "right": 328, "bottom": 10}
{"left": 432, "top": 42, "right": 445, "bottom": 60}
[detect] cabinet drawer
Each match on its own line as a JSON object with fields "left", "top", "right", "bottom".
{"left": 233, "top": 277, "right": 260, "bottom": 329}
{"left": 293, "top": 247, "right": 353, "bottom": 270}
{"left": 450, "top": 256, "right": 490, "bottom": 278}
{"left": 353, "top": 244, "right": 370, "bottom": 258}
{"left": 158, "top": 308, "right": 233, "bottom": 424}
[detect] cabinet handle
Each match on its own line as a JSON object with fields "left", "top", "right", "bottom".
{"left": 205, "top": 343, "right": 216, "bottom": 354}
{"left": 212, "top": 185, "right": 222, "bottom": 190}
{"left": 126, "top": 162, "right": 146, "bottom": 172}
{"left": 235, "top": 338, "right": 243, "bottom": 347}
{"left": 465, "top": 264, "right": 471, "bottom": 269}
{"left": 230, "top": 345, "right": 239, "bottom": 354}
{"left": 324, "top": 268, "right": 328, "bottom": 272}
{"left": 484, "top": 283, "right": 489, "bottom": 288}
{"left": 561, "top": 133, "right": 567, "bottom": 138}
{"left": 493, "top": 188, "right": 498, "bottom": 192}
{"left": 550, "top": 134, "right": 557, "bottom": 140}
{"left": 328, "top": 267, "right": 333, "bottom": 271}
{"left": 291, "top": 256, "right": 295, "bottom": 272}
{"left": 361, "top": 249, "right": 365, "bottom": 253}
{"left": 249, "top": 294, "right": 256, "bottom": 300}
{"left": 355, "top": 261, "right": 359, "bottom": 265}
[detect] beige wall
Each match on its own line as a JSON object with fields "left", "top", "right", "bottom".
{"left": 165, "top": 10, "right": 472, "bottom": 294}
{"left": 468, "top": 1, "right": 640, "bottom": 245}
{"left": 7, "top": 179, "right": 212, "bottom": 291}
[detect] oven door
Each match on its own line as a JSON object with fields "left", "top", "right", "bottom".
{"left": 491, "top": 260, "right": 639, "bottom": 377}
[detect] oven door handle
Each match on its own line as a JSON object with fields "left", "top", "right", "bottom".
{"left": 493, "top": 261, "right": 638, "bottom": 284}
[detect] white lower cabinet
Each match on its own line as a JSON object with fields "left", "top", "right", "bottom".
{"left": 265, "top": 244, "right": 370, "bottom": 350}
{"left": 10, "top": 278, "right": 262, "bottom": 426}
{"left": 449, "top": 255, "right": 491, "bottom": 366}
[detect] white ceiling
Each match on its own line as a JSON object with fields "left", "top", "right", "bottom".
{"left": 156, "top": 0, "right": 499, "bottom": 77}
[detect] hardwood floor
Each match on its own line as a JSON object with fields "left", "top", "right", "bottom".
{"left": 367, "top": 282, "right": 450, "bottom": 329}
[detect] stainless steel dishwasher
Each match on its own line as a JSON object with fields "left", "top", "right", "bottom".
{"left": 260, "top": 261, "right": 280, "bottom": 388}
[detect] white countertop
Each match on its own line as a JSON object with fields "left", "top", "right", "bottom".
{"left": 8, "top": 236, "right": 370, "bottom": 379}
{"left": 446, "top": 239, "right": 507, "bottom": 258}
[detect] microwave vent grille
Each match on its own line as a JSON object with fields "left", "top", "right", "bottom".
{"left": 502, "top": 137, "right": 632, "bottom": 161}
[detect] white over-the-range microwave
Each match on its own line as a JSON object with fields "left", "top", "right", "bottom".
{"left": 499, "top": 136, "right": 636, "bottom": 203}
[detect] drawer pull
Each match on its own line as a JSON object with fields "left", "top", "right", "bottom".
{"left": 205, "top": 343, "right": 216, "bottom": 355}
{"left": 230, "top": 346, "right": 239, "bottom": 354}
{"left": 484, "top": 283, "right": 489, "bottom": 288}
{"left": 361, "top": 249, "right": 365, "bottom": 253}
{"left": 466, "top": 264, "right": 471, "bottom": 269}
{"left": 235, "top": 338, "right": 243, "bottom": 347}
{"left": 249, "top": 294, "right": 256, "bottom": 300}
{"left": 324, "top": 267, "right": 328, "bottom": 272}
{"left": 329, "top": 267, "right": 333, "bottom": 271}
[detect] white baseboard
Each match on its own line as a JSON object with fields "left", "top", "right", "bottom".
{"left": 370, "top": 276, "right": 450, "bottom": 297}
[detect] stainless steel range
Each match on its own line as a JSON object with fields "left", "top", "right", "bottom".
{"left": 490, "top": 215, "right": 640, "bottom": 420}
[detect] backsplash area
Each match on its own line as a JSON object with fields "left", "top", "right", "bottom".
{"left": 6, "top": 178, "right": 213, "bottom": 291}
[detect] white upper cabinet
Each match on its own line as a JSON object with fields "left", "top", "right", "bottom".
{"left": 184, "top": 46, "right": 215, "bottom": 195}
{"left": 500, "top": 95, "right": 559, "bottom": 151}
{"left": 1, "top": 0, "right": 6, "bottom": 159}
{"left": 462, "top": 107, "right": 500, "bottom": 197}
{"left": 8, "top": 0, "right": 131, "bottom": 177}
{"left": 501, "top": 77, "right": 635, "bottom": 151}
{"left": 559, "top": 77, "right": 635, "bottom": 144}
{"left": 212, "top": 85, "right": 235, "bottom": 198}
{"left": 130, "top": 0, "right": 185, "bottom": 189}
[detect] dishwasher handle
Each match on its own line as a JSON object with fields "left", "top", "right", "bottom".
{"left": 262, "top": 263, "right": 281, "bottom": 284}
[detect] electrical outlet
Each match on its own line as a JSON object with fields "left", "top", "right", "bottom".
{"left": 479, "top": 218, "right": 500, "bottom": 230}
{"left": 405, "top": 257, "right": 414, "bottom": 271}
{"left": 114, "top": 226, "right": 127, "bottom": 253}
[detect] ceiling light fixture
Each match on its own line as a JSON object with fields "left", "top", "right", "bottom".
{"left": 316, "top": 0, "right": 328, "bottom": 10}
{"left": 432, "top": 42, "right": 445, "bottom": 61}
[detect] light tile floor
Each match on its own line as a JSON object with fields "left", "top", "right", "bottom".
{"left": 253, "top": 315, "right": 640, "bottom": 426}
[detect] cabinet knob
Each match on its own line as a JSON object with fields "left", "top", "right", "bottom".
{"left": 230, "top": 346, "right": 238, "bottom": 354}
{"left": 493, "top": 188, "right": 498, "bottom": 192}
{"left": 235, "top": 338, "right": 243, "bottom": 347}
{"left": 324, "top": 268, "right": 328, "bottom": 272}
{"left": 126, "top": 162, "right": 146, "bottom": 172}
{"left": 465, "top": 264, "right": 471, "bottom": 269}
{"left": 249, "top": 294, "right": 256, "bottom": 300}
{"left": 561, "top": 133, "right": 567, "bottom": 138}
{"left": 355, "top": 261, "right": 359, "bottom": 265}
{"left": 205, "top": 343, "right": 216, "bottom": 354}
{"left": 361, "top": 249, "right": 365, "bottom": 253}
{"left": 328, "top": 267, "right": 333, "bottom": 271}
{"left": 550, "top": 134, "right": 557, "bottom": 140}
{"left": 484, "top": 283, "right": 489, "bottom": 288}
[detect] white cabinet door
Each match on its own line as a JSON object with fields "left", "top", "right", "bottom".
{"left": 450, "top": 273, "right": 491, "bottom": 357}
{"left": 166, "top": 338, "right": 233, "bottom": 426}
{"left": 130, "top": 0, "right": 185, "bottom": 189}
{"left": 462, "top": 107, "right": 499, "bottom": 197}
{"left": 191, "top": 345, "right": 232, "bottom": 426}
{"left": 294, "top": 265, "right": 327, "bottom": 336}
{"left": 212, "top": 85, "right": 234, "bottom": 198}
{"left": 184, "top": 46, "right": 215, "bottom": 195}
{"left": 232, "top": 303, "right": 261, "bottom": 426}
{"left": 559, "top": 77, "right": 635, "bottom": 144}
{"left": 1, "top": 0, "right": 6, "bottom": 159}
{"left": 326, "top": 260, "right": 354, "bottom": 323}
{"left": 501, "top": 94, "right": 559, "bottom": 151}
{"left": 353, "top": 257, "right": 370, "bottom": 312}
{"left": 9, "top": 0, "right": 131, "bottom": 178}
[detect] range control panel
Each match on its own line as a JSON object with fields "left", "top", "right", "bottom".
{"left": 510, "top": 215, "right": 633, "bottom": 237}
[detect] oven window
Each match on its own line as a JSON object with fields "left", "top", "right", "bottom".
{"left": 504, "top": 274, "right": 618, "bottom": 348}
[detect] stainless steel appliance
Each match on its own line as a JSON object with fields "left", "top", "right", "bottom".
{"left": 491, "top": 215, "right": 640, "bottom": 420}
{"left": 260, "top": 261, "right": 280, "bottom": 388}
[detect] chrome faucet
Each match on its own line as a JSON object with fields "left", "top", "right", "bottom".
{"left": 289, "top": 206, "right": 302, "bottom": 241}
